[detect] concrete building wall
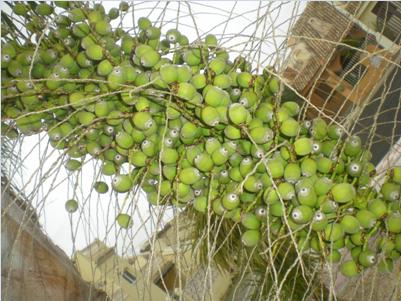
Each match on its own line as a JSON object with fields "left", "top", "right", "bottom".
{"left": 1, "top": 182, "right": 107, "bottom": 301}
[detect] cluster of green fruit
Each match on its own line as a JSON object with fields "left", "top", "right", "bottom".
{"left": 1, "top": 2, "right": 401, "bottom": 278}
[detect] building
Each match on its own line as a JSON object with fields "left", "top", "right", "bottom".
{"left": 1, "top": 179, "right": 107, "bottom": 301}
{"left": 283, "top": 1, "right": 401, "bottom": 119}
{"left": 74, "top": 214, "right": 232, "bottom": 301}
{"left": 282, "top": 1, "right": 401, "bottom": 164}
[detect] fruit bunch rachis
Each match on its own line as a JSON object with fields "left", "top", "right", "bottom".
{"left": 2, "top": 1, "right": 401, "bottom": 279}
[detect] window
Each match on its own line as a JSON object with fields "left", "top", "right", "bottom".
{"left": 122, "top": 270, "right": 136, "bottom": 284}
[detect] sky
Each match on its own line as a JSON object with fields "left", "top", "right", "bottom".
{"left": 2, "top": 1, "right": 306, "bottom": 257}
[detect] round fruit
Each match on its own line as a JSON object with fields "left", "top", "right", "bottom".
{"left": 331, "top": 183, "right": 356, "bottom": 203}
{"left": 112, "top": 175, "right": 133, "bottom": 193}
{"left": 116, "top": 213, "right": 132, "bottom": 229}
{"left": 294, "top": 138, "right": 313, "bottom": 156}
{"left": 340, "top": 260, "right": 359, "bottom": 277}
{"left": 241, "top": 230, "right": 260, "bottom": 247}
{"left": 65, "top": 199, "right": 79, "bottom": 213}
{"left": 94, "top": 181, "right": 109, "bottom": 194}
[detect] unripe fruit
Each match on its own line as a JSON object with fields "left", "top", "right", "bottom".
{"left": 241, "top": 213, "right": 261, "bottom": 230}
{"left": 368, "top": 199, "right": 387, "bottom": 218}
{"left": 324, "top": 223, "right": 344, "bottom": 242}
{"left": 94, "top": 181, "right": 109, "bottom": 194}
{"left": 138, "top": 17, "right": 151, "bottom": 30}
{"left": 228, "top": 103, "right": 248, "bottom": 125}
{"left": 193, "top": 196, "right": 207, "bottom": 213}
{"left": 65, "top": 199, "right": 78, "bottom": 213}
{"left": 386, "top": 213, "right": 401, "bottom": 233}
{"left": 314, "top": 177, "right": 333, "bottom": 196}
{"left": 277, "top": 182, "right": 295, "bottom": 200}
{"left": 209, "top": 58, "right": 226, "bottom": 75}
{"left": 112, "top": 175, "right": 133, "bottom": 193}
{"left": 340, "top": 215, "right": 360, "bottom": 234}
{"left": 241, "top": 230, "right": 260, "bottom": 247}
{"left": 97, "top": 60, "right": 113, "bottom": 76}
{"left": 222, "top": 193, "right": 239, "bottom": 210}
{"left": 344, "top": 136, "right": 362, "bottom": 157}
{"left": 160, "top": 64, "right": 177, "bottom": 84}
{"left": 331, "top": 183, "right": 356, "bottom": 203}
{"left": 116, "top": 213, "right": 132, "bottom": 229}
{"left": 237, "top": 72, "right": 252, "bottom": 87}
{"left": 358, "top": 249, "right": 376, "bottom": 267}
{"left": 280, "top": 118, "right": 299, "bottom": 137}
{"left": 311, "top": 211, "right": 328, "bottom": 231}
{"left": 95, "top": 20, "right": 112, "bottom": 35}
{"left": 86, "top": 44, "right": 104, "bottom": 61}
{"left": 284, "top": 163, "right": 301, "bottom": 183}
{"left": 294, "top": 138, "right": 313, "bottom": 156}
{"left": 381, "top": 182, "right": 400, "bottom": 202}
{"left": 133, "top": 112, "right": 153, "bottom": 130}
{"left": 201, "top": 106, "right": 220, "bottom": 127}
{"left": 356, "top": 209, "right": 377, "bottom": 229}
{"left": 340, "top": 260, "right": 359, "bottom": 277}
{"left": 297, "top": 187, "right": 317, "bottom": 207}
{"left": 291, "top": 205, "right": 313, "bottom": 224}
{"left": 116, "top": 131, "right": 134, "bottom": 149}
{"left": 179, "top": 167, "right": 201, "bottom": 185}
{"left": 65, "top": 159, "right": 82, "bottom": 172}
{"left": 250, "top": 127, "right": 273, "bottom": 144}
{"left": 316, "top": 157, "right": 333, "bottom": 174}
{"left": 194, "top": 153, "right": 214, "bottom": 172}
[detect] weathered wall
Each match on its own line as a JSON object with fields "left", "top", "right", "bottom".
{"left": 1, "top": 182, "right": 108, "bottom": 301}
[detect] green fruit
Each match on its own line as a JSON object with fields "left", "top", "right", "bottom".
{"left": 228, "top": 103, "right": 248, "bottom": 125}
{"left": 116, "top": 213, "right": 132, "bottom": 229}
{"left": 95, "top": 20, "right": 112, "bottom": 35}
{"left": 133, "top": 112, "right": 153, "bottom": 130}
{"left": 356, "top": 209, "right": 377, "bottom": 229}
{"left": 391, "top": 166, "right": 401, "bottom": 184}
{"left": 311, "top": 211, "right": 328, "bottom": 231}
{"left": 194, "top": 153, "right": 214, "bottom": 172}
{"left": 266, "top": 159, "right": 284, "bottom": 179}
{"left": 324, "top": 223, "right": 344, "bottom": 241}
{"left": 237, "top": 72, "right": 252, "bottom": 87}
{"left": 310, "top": 118, "right": 327, "bottom": 140}
{"left": 201, "top": 106, "right": 221, "bottom": 127}
{"left": 86, "top": 44, "right": 104, "bottom": 61}
{"left": 331, "top": 183, "right": 356, "bottom": 203}
{"left": 395, "top": 234, "right": 401, "bottom": 251}
{"left": 140, "top": 49, "right": 160, "bottom": 68}
{"left": 193, "top": 196, "right": 207, "bottom": 213}
{"left": 65, "top": 199, "right": 78, "bottom": 213}
{"left": 381, "top": 182, "right": 400, "bottom": 202}
{"left": 94, "top": 181, "right": 109, "bottom": 194}
{"left": 340, "top": 260, "right": 359, "bottom": 277}
{"left": 65, "top": 159, "right": 82, "bottom": 172}
{"left": 294, "top": 138, "right": 313, "bottom": 156}
{"left": 316, "top": 157, "right": 333, "bottom": 174}
{"left": 277, "top": 182, "right": 295, "bottom": 200}
{"left": 159, "top": 64, "right": 177, "bottom": 84}
{"left": 358, "top": 249, "right": 376, "bottom": 267}
{"left": 209, "top": 58, "right": 226, "bottom": 75}
{"left": 97, "top": 60, "right": 113, "bottom": 76}
{"left": 297, "top": 187, "right": 317, "bottom": 207}
{"left": 241, "top": 213, "right": 261, "bottom": 229}
{"left": 138, "top": 17, "right": 151, "bottom": 30}
{"left": 300, "top": 158, "right": 317, "bottom": 177}
{"left": 250, "top": 127, "right": 273, "bottom": 144}
{"left": 314, "top": 177, "right": 333, "bottom": 196}
{"left": 102, "top": 161, "right": 117, "bottom": 176}
{"left": 222, "top": 193, "right": 239, "bottom": 210}
{"left": 344, "top": 136, "right": 361, "bottom": 157}
{"left": 327, "top": 124, "right": 343, "bottom": 139}
{"left": 214, "top": 74, "right": 232, "bottom": 89}
{"left": 291, "top": 205, "right": 313, "bottom": 224}
{"left": 368, "top": 199, "right": 387, "bottom": 218}
{"left": 116, "top": 131, "right": 134, "bottom": 149}
{"left": 340, "top": 215, "right": 360, "bottom": 234}
{"left": 112, "top": 175, "right": 133, "bottom": 193}
{"left": 179, "top": 167, "right": 201, "bottom": 185}
{"left": 386, "top": 213, "right": 401, "bottom": 233}
{"left": 284, "top": 163, "right": 301, "bottom": 183}
{"left": 280, "top": 118, "right": 299, "bottom": 137}
{"left": 241, "top": 230, "right": 260, "bottom": 247}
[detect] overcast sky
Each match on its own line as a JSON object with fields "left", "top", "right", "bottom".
{"left": 2, "top": 1, "right": 306, "bottom": 257}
